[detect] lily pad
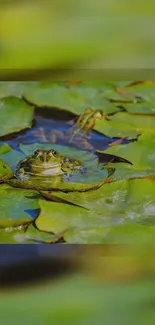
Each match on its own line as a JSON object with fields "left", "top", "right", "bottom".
{"left": 0, "top": 143, "right": 12, "bottom": 155}
{"left": 0, "top": 82, "right": 38, "bottom": 99}
{"left": 0, "top": 148, "right": 26, "bottom": 172}
{"left": 0, "top": 97, "right": 34, "bottom": 137}
{"left": 0, "top": 226, "right": 27, "bottom": 244}
{"left": 0, "top": 159, "right": 13, "bottom": 182}
{"left": 24, "top": 82, "right": 118, "bottom": 115}
{"left": 0, "top": 184, "right": 40, "bottom": 228}
{"left": 102, "top": 131, "right": 155, "bottom": 181}
{"left": 9, "top": 224, "right": 66, "bottom": 244}
{"left": 94, "top": 112, "right": 155, "bottom": 139}
{"left": 35, "top": 178, "right": 155, "bottom": 243}
{"left": 117, "top": 82, "right": 155, "bottom": 114}
{"left": 101, "top": 224, "right": 155, "bottom": 244}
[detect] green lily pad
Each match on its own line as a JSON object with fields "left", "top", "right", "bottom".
{"left": 0, "top": 143, "right": 12, "bottom": 155}
{"left": 0, "top": 159, "right": 13, "bottom": 182}
{"left": 0, "top": 184, "right": 40, "bottom": 228}
{"left": 101, "top": 224, "right": 155, "bottom": 244}
{"left": 24, "top": 82, "right": 118, "bottom": 115}
{"left": 35, "top": 178, "right": 155, "bottom": 243}
{"left": 0, "top": 225, "right": 27, "bottom": 244}
{"left": 0, "top": 223, "right": 65, "bottom": 244}
{"left": 7, "top": 224, "right": 65, "bottom": 244}
{"left": 124, "top": 100, "right": 155, "bottom": 115}
{"left": 0, "top": 96, "right": 34, "bottom": 137}
{"left": 122, "top": 82, "right": 155, "bottom": 98}
{"left": 94, "top": 112, "right": 155, "bottom": 139}
{"left": 117, "top": 82, "right": 155, "bottom": 114}
{"left": 0, "top": 82, "right": 38, "bottom": 99}
{"left": 0, "top": 147, "right": 25, "bottom": 169}
{"left": 102, "top": 131, "right": 155, "bottom": 181}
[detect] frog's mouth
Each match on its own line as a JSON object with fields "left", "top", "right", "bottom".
{"left": 30, "top": 162, "right": 62, "bottom": 176}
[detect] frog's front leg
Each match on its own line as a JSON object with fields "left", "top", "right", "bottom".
{"left": 15, "top": 167, "right": 30, "bottom": 180}
{"left": 16, "top": 156, "right": 32, "bottom": 180}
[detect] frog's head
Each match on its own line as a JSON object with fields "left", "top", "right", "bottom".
{"left": 17, "top": 149, "right": 64, "bottom": 178}
{"left": 29, "top": 149, "right": 63, "bottom": 166}
{"left": 17, "top": 149, "right": 84, "bottom": 178}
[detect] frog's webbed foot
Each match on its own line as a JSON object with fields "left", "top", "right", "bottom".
{"left": 63, "top": 173, "right": 73, "bottom": 180}
{"left": 15, "top": 168, "right": 30, "bottom": 180}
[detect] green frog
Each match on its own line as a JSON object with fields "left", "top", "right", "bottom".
{"left": 31, "top": 108, "right": 109, "bottom": 152}
{"left": 16, "top": 149, "right": 85, "bottom": 180}
{"left": 67, "top": 108, "right": 105, "bottom": 141}
{"left": 4, "top": 148, "right": 112, "bottom": 192}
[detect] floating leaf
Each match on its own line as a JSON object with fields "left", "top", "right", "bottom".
{"left": 0, "top": 159, "right": 13, "bottom": 182}
{"left": 0, "top": 97, "right": 34, "bottom": 137}
{"left": 94, "top": 112, "right": 155, "bottom": 139}
{"left": 35, "top": 178, "right": 155, "bottom": 243}
{"left": 24, "top": 82, "right": 118, "bottom": 115}
{"left": 0, "top": 184, "right": 40, "bottom": 228}
{"left": 0, "top": 82, "right": 38, "bottom": 99}
{"left": 117, "top": 82, "right": 155, "bottom": 114}
{"left": 103, "top": 131, "right": 155, "bottom": 180}
{"left": 0, "top": 143, "right": 12, "bottom": 155}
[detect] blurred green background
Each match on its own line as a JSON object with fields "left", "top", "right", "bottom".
{"left": 1, "top": 245, "right": 155, "bottom": 325}
{"left": 0, "top": 0, "right": 155, "bottom": 79}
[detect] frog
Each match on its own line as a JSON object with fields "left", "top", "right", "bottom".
{"left": 3, "top": 147, "right": 113, "bottom": 192}
{"left": 16, "top": 149, "right": 86, "bottom": 180}
{"left": 5, "top": 103, "right": 132, "bottom": 166}
{"left": 66, "top": 108, "right": 106, "bottom": 142}
{"left": 13, "top": 106, "right": 112, "bottom": 152}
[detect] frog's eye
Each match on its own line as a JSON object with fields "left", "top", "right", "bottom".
{"left": 34, "top": 149, "right": 41, "bottom": 157}
{"left": 48, "top": 150, "right": 58, "bottom": 157}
